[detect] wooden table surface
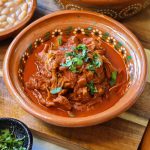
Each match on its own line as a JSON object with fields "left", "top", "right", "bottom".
{"left": 0, "top": 0, "right": 150, "bottom": 150}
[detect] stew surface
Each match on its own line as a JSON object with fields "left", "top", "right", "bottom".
{"left": 23, "top": 32, "right": 128, "bottom": 117}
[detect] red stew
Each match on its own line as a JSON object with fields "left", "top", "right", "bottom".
{"left": 23, "top": 34, "right": 128, "bottom": 117}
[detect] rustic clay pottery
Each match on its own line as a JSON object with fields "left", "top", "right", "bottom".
{"left": 3, "top": 10, "right": 147, "bottom": 127}
{"left": 0, "top": 0, "right": 37, "bottom": 40}
{"left": 56, "top": 0, "right": 150, "bottom": 20}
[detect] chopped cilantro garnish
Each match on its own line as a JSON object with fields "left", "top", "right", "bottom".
{"left": 50, "top": 87, "right": 62, "bottom": 94}
{"left": 72, "top": 57, "right": 83, "bottom": 66}
{"left": 58, "top": 36, "right": 62, "bottom": 46}
{"left": 126, "top": 55, "right": 132, "bottom": 61}
{"left": 0, "top": 129, "right": 26, "bottom": 150}
{"left": 102, "top": 32, "right": 109, "bottom": 41}
{"left": 87, "top": 81, "right": 97, "bottom": 95}
{"left": 109, "top": 71, "right": 118, "bottom": 86}
{"left": 114, "top": 42, "right": 123, "bottom": 50}
{"left": 27, "top": 44, "right": 33, "bottom": 54}
{"left": 84, "top": 57, "right": 90, "bottom": 62}
{"left": 43, "top": 32, "right": 50, "bottom": 42}
{"left": 69, "top": 65, "right": 77, "bottom": 73}
{"left": 87, "top": 53, "right": 102, "bottom": 72}
{"left": 61, "top": 59, "right": 72, "bottom": 67}
{"left": 65, "top": 52, "right": 75, "bottom": 57}
{"left": 87, "top": 27, "right": 93, "bottom": 31}
{"left": 82, "top": 49, "right": 87, "bottom": 58}
{"left": 76, "top": 44, "right": 87, "bottom": 51}
{"left": 87, "top": 64, "right": 95, "bottom": 72}
{"left": 62, "top": 44, "right": 102, "bottom": 73}
{"left": 61, "top": 44, "right": 88, "bottom": 73}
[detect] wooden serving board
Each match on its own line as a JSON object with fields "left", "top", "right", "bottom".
{"left": 0, "top": 1, "right": 150, "bottom": 149}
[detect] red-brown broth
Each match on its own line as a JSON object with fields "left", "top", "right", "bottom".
{"left": 23, "top": 37, "right": 128, "bottom": 117}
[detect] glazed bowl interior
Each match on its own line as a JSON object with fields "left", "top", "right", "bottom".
{"left": 3, "top": 10, "right": 147, "bottom": 127}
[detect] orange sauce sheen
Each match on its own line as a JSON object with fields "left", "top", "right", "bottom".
{"left": 23, "top": 40, "right": 128, "bottom": 117}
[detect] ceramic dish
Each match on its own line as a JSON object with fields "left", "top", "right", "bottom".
{"left": 0, "top": 118, "right": 33, "bottom": 150}
{"left": 0, "top": 0, "right": 36, "bottom": 40}
{"left": 3, "top": 10, "right": 147, "bottom": 127}
{"left": 56, "top": 0, "right": 150, "bottom": 20}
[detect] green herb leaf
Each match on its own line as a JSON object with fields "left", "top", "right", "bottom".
{"left": 69, "top": 65, "right": 77, "bottom": 73}
{"left": 93, "top": 59, "right": 102, "bottom": 68}
{"left": 126, "top": 55, "right": 132, "bottom": 61}
{"left": 102, "top": 32, "right": 109, "bottom": 41}
{"left": 62, "top": 44, "right": 88, "bottom": 73}
{"left": 58, "top": 36, "right": 62, "bottom": 46}
{"left": 77, "top": 44, "right": 86, "bottom": 51}
{"left": 50, "top": 87, "right": 62, "bottom": 94}
{"left": 87, "top": 53, "right": 102, "bottom": 71}
{"left": 27, "top": 44, "right": 33, "bottom": 54}
{"left": 111, "top": 71, "right": 117, "bottom": 80}
{"left": 84, "top": 27, "right": 93, "bottom": 36}
{"left": 93, "top": 53, "right": 102, "bottom": 67}
{"left": 61, "top": 59, "right": 72, "bottom": 67}
{"left": 87, "top": 81, "right": 97, "bottom": 95}
{"left": 87, "top": 27, "right": 93, "bottom": 31}
{"left": 0, "top": 129, "right": 26, "bottom": 150}
{"left": 114, "top": 42, "right": 123, "bottom": 50}
{"left": 43, "top": 32, "right": 50, "bottom": 42}
{"left": 76, "top": 44, "right": 87, "bottom": 51}
{"left": 82, "top": 49, "right": 87, "bottom": 58}
{"left": 110, "top": 71, "right": 118, "bottom": 86}
{"left": 84, "top": 57, "right": 90, "bottom": 62}
{"left": 93, "top": 53, "right": 99, "bottom": 59}
{"left": 65, "top": 52, "right": 74, "bottom": 57}
{"left": 72, "top": 57, "right": 83, "bottom": 66}
{"left": 87, "top": 64, "right": 95, "bottom": 72}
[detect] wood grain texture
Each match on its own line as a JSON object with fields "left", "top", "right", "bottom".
{"left": 0, "top": 1, "right": 150, "bottom": 149}
{"left": 141, "top": 121, "right": 150, "bottom": 150}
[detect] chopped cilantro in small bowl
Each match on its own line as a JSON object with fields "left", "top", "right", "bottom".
{"left": 0, "top": 118, "right": 33, "bottom": 150}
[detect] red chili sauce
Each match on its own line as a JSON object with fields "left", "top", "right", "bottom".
{"left": 23, "top": 34, "right": 128, "bottom": 117}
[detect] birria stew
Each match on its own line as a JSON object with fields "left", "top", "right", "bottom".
{"left": 20, "top": 27, "right": 129, "bottom": 117}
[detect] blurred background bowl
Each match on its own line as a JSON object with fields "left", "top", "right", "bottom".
{"left": 0, "top": 0, "right": 36, "bottom": 40}
{"left": 56, "top": 0, "right": 150, "bottom": 20}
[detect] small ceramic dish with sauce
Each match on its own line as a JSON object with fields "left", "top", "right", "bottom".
{"left": 0, "top": 0, "right": 36, "bottom": 40}
{"left": 3, "top": 10, "right": 147, "bottom": 127}
{"left": 0, "top": 118, "right": 33, "bottom": 150}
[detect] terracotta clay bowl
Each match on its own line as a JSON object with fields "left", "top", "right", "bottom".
{"left": 3, "top": 10, "right": 147, "bottom": 127}
{"left": 56, "top": 0, "right": 150, "bottom": 20}
{"left": 0, "top": 0, "right": 37, "bottom": 40}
